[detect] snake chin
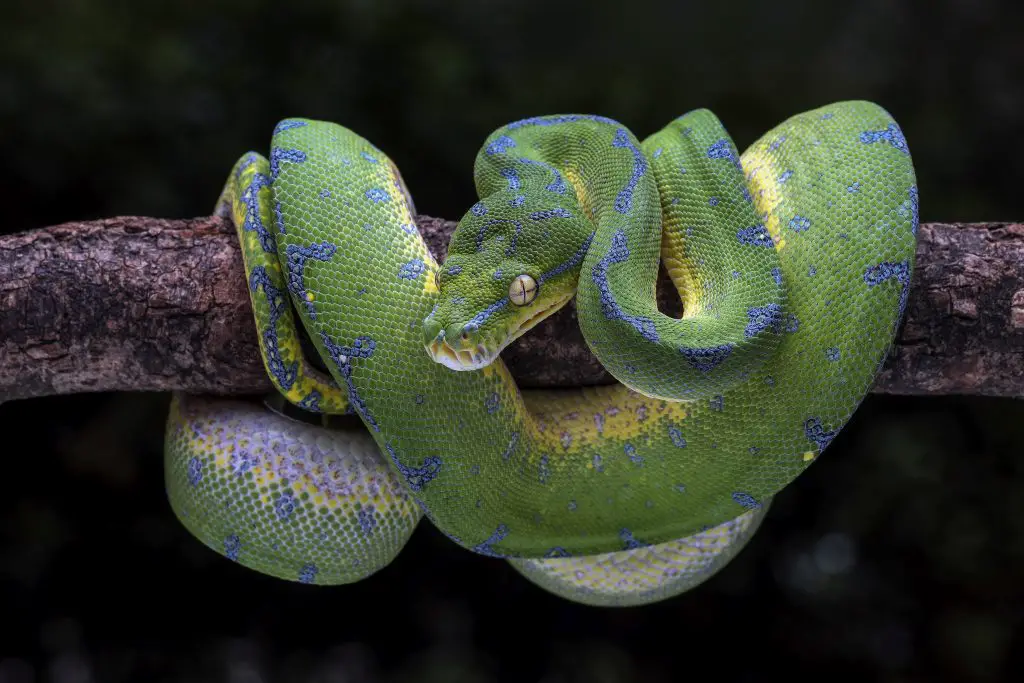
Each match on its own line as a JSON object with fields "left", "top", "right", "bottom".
{"left": 426, "top": 293, "right": 572, "bottom": 371}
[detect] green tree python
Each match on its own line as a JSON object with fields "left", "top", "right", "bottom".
{"left": 164, "top": 101, "right": 918, "bottom": 607}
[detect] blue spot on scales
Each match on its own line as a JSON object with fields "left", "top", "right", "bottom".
{"left": 859, "top": 123, "right": 910, "bottom": 154}
{"left": 269, "top": 148, "right": 306, "bottom": 180}
{"left": 591, "top": 229, "right": 658, "bottom": 342}
{"left": 611, "top": 129, "right": 648, "bottom": 215}
{"left": 737, "top": 225, "right": 774, "bottom": 248}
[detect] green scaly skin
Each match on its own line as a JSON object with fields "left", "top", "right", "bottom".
{"left": 165, "top": 101, "right": 918, "bottom": 606}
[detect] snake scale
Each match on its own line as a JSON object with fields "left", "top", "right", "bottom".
{"left": 164, "top": 101, "right": 918, "bottom": 606}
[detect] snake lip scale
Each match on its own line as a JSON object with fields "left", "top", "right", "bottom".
{"left": 165, "top": 101, "right": 918, "bottom": 607}
{"left": 425, "top": 338, "right": 490, "bottom": 371}
{"left": 425, "top": 291, "right": 573, "bottom": 371}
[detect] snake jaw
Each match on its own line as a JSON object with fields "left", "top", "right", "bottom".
{"left": 425, "top": 292, "right": 573, "bottom": 371}
{"left": 510, "top": 292, "right": 572, "bottom": 339}
{"left": 426, "top": 339, "right": 494, "bottom": 371}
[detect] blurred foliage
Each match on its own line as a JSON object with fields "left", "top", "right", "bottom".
{"left": 1, "top": 0, "right": 1023, "bottom": 681}
{"left": 1, "top": 393, "right": 1021, "bottom": 681}
{"left": 1, "top": 0, "right": 1022, "bottom": 231}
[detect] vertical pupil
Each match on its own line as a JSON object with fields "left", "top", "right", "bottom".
{"left": 511, "top": 275, "right": 535, "bottom": 305}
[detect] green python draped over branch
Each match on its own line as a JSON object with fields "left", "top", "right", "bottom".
{"left": 164, "top": 101, "right": 918, "bottom": 607}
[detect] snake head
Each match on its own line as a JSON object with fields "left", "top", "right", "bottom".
{"left": 423, "top": 192, "right": 588, "bottom": 371}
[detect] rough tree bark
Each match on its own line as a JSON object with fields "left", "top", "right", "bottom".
{"left": 1, "top": 215, "right": 1023, "bottom": 403}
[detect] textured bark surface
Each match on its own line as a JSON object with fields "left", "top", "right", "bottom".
{"left": 1, "top": 215, "right": 1022, "bottom": 402}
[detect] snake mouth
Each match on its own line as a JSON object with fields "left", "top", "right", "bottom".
{"left": 510, "top": 292, "right": 572, "bottom": 339}
{"left": 426, "top": 339, "right": 494, "bottom": 371}
{"left": 425, "top": 292, "right": 572, "bottom": 371}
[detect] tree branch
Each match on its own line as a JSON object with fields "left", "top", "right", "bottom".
{"left": 1, "top": 215, "right": 1022, "bottom": 402}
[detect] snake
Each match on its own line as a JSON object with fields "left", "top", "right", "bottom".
{"left": 164, "top": 100, "right": 918, "bottom": 607}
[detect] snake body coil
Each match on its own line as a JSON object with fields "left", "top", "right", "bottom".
{"left": 165, "top": 101, "right": 917, "bottom": 606}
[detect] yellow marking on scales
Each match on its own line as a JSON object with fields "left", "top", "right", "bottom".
{"left": 284, "top": 381, "right": 313, "bottom": 408}
{"left": 383, "top": 161, "right": 440, "bottom": 297}
{"left": 562, "top": 167, "right": 595, "bottom": 221}
{"left": 214, "top": 449, "right": 230, "bottom": 469}
{"left": 660, "top": 231, "right": 704, "bottom": 318}
{"left": 523, "top": 384, "right": 686, "bottom": 457}
{"left": 423, "top": 264, "right": 440, "bottom": 295}
{"left": 232, "top": 200, "right": 249, "bottom": 232}
{"left": 742, "top": 147, "right": 788, "bottom": 251}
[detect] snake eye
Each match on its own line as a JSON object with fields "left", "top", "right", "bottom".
{"left": 509, "top": 274, "right": 538, "bottom": 306}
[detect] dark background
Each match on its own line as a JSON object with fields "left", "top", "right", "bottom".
{"left": 2, "top": 0, "right": 1023, "bottom": 681}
